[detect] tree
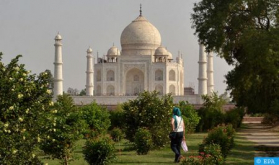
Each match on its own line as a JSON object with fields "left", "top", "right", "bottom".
{"left": 66, "top": 87, "right": 79, "bottom": 96}
{"left": 79, "top": 88, "right": 86, "bottom": 96}
{"left": 122, "top": 91, "right": 173, "bottom": 148}
{"left": 191, "top": 0, "right": 279, "bottom": 115}
{"left": 80, "top": 102, "right": 111, "bottom": 138}
{"left": 0, "top": 53, "right": 53, "bottom": 164}
{"left": 40, "top": 94, "right": 87, "bottom": 165}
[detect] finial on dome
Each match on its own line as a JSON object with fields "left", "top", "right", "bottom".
{"left": 140, "top": 4, "right": 142, "bottom": 16}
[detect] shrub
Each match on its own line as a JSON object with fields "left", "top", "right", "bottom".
{"left": 225, "top": 107, "right": 245, "bottom": 128}
{"left": 80, "top": 102, "right": 111, "bottom": 138}
{"left": 182, "top": 144, "right": 224, "bottom": 165}
{"left": 199, "top": 124, "right": 235, "bottom": 158}
{"left": 110, "top": 127, "right": 124, "bottom": 142}
{"left": 197, "top": 107, "right": 225, "bottom": 132}
{"left": 83, "top": 136, "right": 116, "bottom": 165}
{"left": 196, "top": 93, "right": 227, "bottom": 132}
{"left": 202, "top": 144, "right": 224, "bottom": 165}
{"left": 178, "top": 101, "right": 201, "bottom": 133}
{"left": 262, "top": 113, "right": 278, "bottom": 125}
{"left": 40, "top": 94, "right": 88, "bottom": 165}
{"left": 109, "top": 104, "right": 125, "bottom": 130}
{"left": 0, "top": 54, "right": 53, "bottom": 164}
{"left": 134, "top": 128, "right": 153, "bottom": 155}
{"left": 123, "top": 91, "right": 173, "bottom": 148}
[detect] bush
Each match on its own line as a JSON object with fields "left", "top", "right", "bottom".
{"left": 134, "top": 128, "right": 153, "bottom": 155}
{"left": 110, "top": 127, "right": 124, "bottom": 142}
{"left": 0, "top": 54, "right": 53, "bottom": 164}
{"left": 197, "top": 107, "right": 225, "bottom": 132}
{"left": 199, "top": 125, "right": 235, "bottom": 158}
{"left": 196, "top": 93, "right": 227, "bottom": 132}
{"left": 178, "top": 101, "right": 201, "bottom": 133}
{"left": 225, "top": 107, "right": 245, "bottom": 128}
{"left": 262, "top": 113, "right": 278, "bottom": 125}
{"left": 109, "top": 104, "right": 125, "bottom": 130}
{"left": 182, "top": 143, "right": 224, "bottom": 165}
{"left": 40, "top": 94, "right": 87, "bottom": 165}
{"left": 80, "top": 102, "right": 111, "bottom": 138}
{"left": 83, "top": 136, "right": 116, "bottom": 165}
{"left": 123, "top": 91, "right": 173, "bottom": 148}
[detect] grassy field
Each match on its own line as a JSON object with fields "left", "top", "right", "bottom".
{"left": 40, "top": 127, "right": 255, "bottom": 165}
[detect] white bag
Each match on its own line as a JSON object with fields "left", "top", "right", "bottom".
{"left": 181, "top": 140, "right": 188, "bottom": 152}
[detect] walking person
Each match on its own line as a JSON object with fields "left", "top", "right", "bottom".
{"left": 170, "top": 107, "right": 185, "bottom": 163}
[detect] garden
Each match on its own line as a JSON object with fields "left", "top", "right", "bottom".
{"left": 0, "top": 54, "right": 254, "bottom": 165}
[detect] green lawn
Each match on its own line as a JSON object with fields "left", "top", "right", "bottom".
{"left": 40, "top": 129, "right": 255, "bottom": 165}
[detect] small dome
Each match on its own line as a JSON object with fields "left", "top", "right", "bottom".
{"left": 55, "top": 33, "right": 62, "bottom": 40}
{"left": 87, "top": 47, "right": 93, "bottom": 53}
{"left": 168, "top": 51, "right": 173, "bottom": 59}
{"left": 107, "top": 46, "right": 120, "bottom": 56}
{"left": 155, "top": 46, "right": 168, "bottom": 55}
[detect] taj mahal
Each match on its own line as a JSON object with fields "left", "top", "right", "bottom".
{"left": 52, "top": 8, "right": 214, "bottom": 106}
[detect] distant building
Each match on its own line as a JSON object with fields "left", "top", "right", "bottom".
{"left": 184, "top": 87, "right": 195, "bottom": 95}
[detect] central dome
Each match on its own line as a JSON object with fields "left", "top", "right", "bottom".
{"left": 120, "top": 15, "right": 161, "bottom": 55}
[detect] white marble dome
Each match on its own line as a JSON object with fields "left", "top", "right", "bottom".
{"left": 87, "top": 47, "right": 93, "bottom": 53}
{"left": 155, "top": 46, "right": 168, "bottom": 55}
{"left": 107, "top": 46, "right": 120, "bottom": 56}
{"left": 168, "top": 51, "right": 173, "bottom": 59}
{"left": 120, "top": 15, "right": 161, "bottom": 55}
{"left": 55, "top": 33, "right": 62, "bottom": 40}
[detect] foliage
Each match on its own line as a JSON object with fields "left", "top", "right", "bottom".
{"left": 182, "top": 144, "right": 224, "bottom": 165}
{"left": 80, "top": 102, "right": 111, "bottom": 138}
{"left": 83, "top": 136, "right": 116, "bottom": 165}
{"left": 225, "top": 107, "right": 245, "bottom": 129}
{"left": 134, "top": 128, "right": 153, "bottom": 155}
{"left": 262, "top": 113, "right": 279, "bottom": 125}
{"left": 109, "top": 104, "right": 125, "bottom": 130}
{"left": 197, "top": 93, "right": 226, "bottom": 132}
{"left": 122, "top": 91, "right": 173, "bottom": 148}
{"left": 110, "top": 127, "right": 124, "bottom": 142}
{"left": 177, "top": 101, "right": 201, "bottom": 133}
{"left": 40, "top": 94, "right": 87, "bottom": 165}
{"left": 79, "top": 88, "right": 86, "bottom": 96}
{"left": 199, "top": 125, "right": 235, "bottom": 158}
{"left": 191, "top": 0, "right": 279, "bottom": 117}
{"left": 0, "top": 53, "right": 53, "bottom": 164}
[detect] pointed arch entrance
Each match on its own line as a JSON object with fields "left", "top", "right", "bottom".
{"left": 125, "top": 68, "right": 144, "bottom": 96}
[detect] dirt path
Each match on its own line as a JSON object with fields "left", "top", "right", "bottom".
{"left": 238, "top": 123, "right": 279, "bottom": 157}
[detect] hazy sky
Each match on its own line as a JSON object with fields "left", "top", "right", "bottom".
{"left": 0, "top": 0, "right": 233, "bottom": 94}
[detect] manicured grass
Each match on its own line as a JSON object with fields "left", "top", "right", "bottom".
{"left": 40, "top": 128, "right": 255, "bottom": 165}
{"left": 225, "top": 135, "right": 255, "bottom": 165}
{"left": 111, "top": 133, "right": 206, "bottom": 165}
{"left": 225, "top": 124, "right": 255, "bottom": 165}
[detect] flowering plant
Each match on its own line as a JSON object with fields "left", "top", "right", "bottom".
{"left": 0, "top": 53, "right": 53, "bottom": 164}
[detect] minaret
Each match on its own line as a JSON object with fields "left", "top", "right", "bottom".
{"left": 198, "top": 43, "right": 207, "bottom": 95}
{"left": 207, "top": 52, "right": 214, "bottom": 94}
{"left": 86, "top": 47, "right": 94, "bottom": 96}
{"left": 53, "top": 33, "right": 63, "bottom": 100}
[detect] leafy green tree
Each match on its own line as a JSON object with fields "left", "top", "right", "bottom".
{"left": 123, "top": 91, "right": 173, "bottom": 148}
{"left": 197, "top": 93, "right": 227, "bottom": 131}
{"left": 191, "top": 0, "right": 279, "bottom": 116}
{"left": 79, "top": 88, "right": 86, "bottom": 96}
{"left": 80, "top": 102, "right": 111, "bottom": 138}
{"left": 177, "top": 101, "right": 200, "bottom": 133}
{"left": 0, "top": 53, "right": 53, "bottom": 164}
{"left": 40, "top": 94, "right": 87, "bottom": 165}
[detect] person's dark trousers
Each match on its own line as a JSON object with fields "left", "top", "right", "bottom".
{"left": 171, "top": 131, "right": 183, "bottom": 163}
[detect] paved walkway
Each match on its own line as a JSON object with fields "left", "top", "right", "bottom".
{"left": 238, "top": 123, "right": 279, "bottom": 157}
